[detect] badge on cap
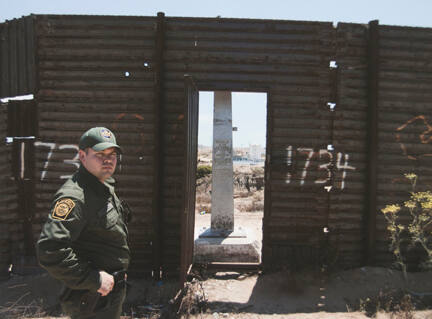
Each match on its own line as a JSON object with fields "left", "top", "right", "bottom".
{"left": 52, "top": 198, "right": 75, "bottom": 220}
{"left": 100, "top": 128, "right": 112, "bottom": 140}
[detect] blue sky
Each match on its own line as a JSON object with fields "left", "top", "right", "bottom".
{"left": 2, "top": 0, "right": 431, "bottom": 146}
{"left": 1, "top": 0, "right": 431, "bottom": 27}
{"left": 200, "top": 92, "right": 267, "bottom": 147}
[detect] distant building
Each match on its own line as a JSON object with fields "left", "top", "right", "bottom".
{"left": 248, "top": 144, "right": 265, "bottom": 162}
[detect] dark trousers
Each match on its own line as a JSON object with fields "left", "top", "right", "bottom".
{"left": 61, "top": 286, "right": 126, "bottom": 319}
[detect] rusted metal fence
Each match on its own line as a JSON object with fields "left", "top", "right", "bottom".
{"left": 34, "top": 15, "right": 158, "bottom": 276}
{"left": 0, "top": 15, "right": 36, "bottom": 98}
{"left": 1, "top": 13, "right": 432, "bottom": 280}
{"left": 375, "top": 25, "right": 432, "bottom": 265}
{"left": 0, "top": 101, "right": 15, "bottom": 278}
{"left": 0, "top": 99, "right": 37, "bottom": 277}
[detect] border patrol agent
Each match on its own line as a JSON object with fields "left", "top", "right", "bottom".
{"left": 37, "top": 127, "right": 131, "bottom": 319}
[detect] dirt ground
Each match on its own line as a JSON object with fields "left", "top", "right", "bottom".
{"left": 2, "top": 212, "right": 432, "bottom": 318}
{"left": 186, "top": 161, "right": 432, "bottom": 318}
{"left": 2, "top": 213, "right": 432, "bottom": 318}
{"left": 183, "top": 266, "right": 432, "bottom": 319}
{"left": 2, "top": 266, "right": 431, "bottom": 319}
{"left": 2, "top": 209, "right": 432, "bottom": 319}
{"left": 188, "top": 210, "right": 432, "bottom": 319}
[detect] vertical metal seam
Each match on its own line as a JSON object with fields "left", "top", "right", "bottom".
{"left": 0, "top": 23, "right": 3, "bottom": 97}
{"left": 179, "top": 75, "right": 196, "bottom": 286}
{"left": 326, "top": 68, "right": 337, "bottom": 213}
{"left": 31, "top": 15, "right": 40, "bottom": 139}
{"left": 153, "top": 11, "right": 166, "bottom": 279}
{"left": 28, "top": 15, "right": 39, "bottom": 258}
{"left": 18, "top": 17, "right": 26, "bottom": 94}
{"left": 26, "top": 15, "right": 38, "bottom": 258}
{"left": 9, "top": 101, "right": 37, "bottom": 257}
{"left": 365, "top": 20, "right": 380, "bottom": 265}
{"left": 10, "top": 20, "right": 18, "bottom": 96}
{"left": 262, "top": 91, "right": 272, "bottom": 268}
{"left": 321, "top": 25, "right": 338, "bottom": 268}
{"left": 179, "top": 76, "right": 190, "bottom": 286}
{"left": 322, "top": 63, "right": 338, "bottom": 266}
{"left": 30, "top": 15, "right": 38, "bottom": 100}
{"left": 26, "top": 101, "right": 37, "bottom": 256}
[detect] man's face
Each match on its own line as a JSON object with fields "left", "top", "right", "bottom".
{"left": 79, "top": 147, "right": 118, "bottom": 182}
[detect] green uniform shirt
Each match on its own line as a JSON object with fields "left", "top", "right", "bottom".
{"left": 37, "top": 165, "right": 130, "bottom": 292}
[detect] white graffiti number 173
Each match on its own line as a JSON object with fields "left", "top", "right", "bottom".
{"left": 35, "top": 142, "right": 79, "bottom": 180}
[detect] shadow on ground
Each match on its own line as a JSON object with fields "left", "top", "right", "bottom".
{"left": 184, "top": 267, "right": 432, "bottom": 317}
{"left": 1, "top": 267, "right": 432, "bottom": 318}
{"left": 0, "top": 271, "right": 180, "bottom": 319}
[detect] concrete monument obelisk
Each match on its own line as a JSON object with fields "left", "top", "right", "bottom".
{"left": 211, "top": 91, "right": 234, "bottom": 234}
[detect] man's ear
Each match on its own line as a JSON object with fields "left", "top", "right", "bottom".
{"left": 78, "top": 149, "right": 86, "bottom": 163}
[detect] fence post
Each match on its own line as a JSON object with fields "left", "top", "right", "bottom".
{"left": 8, "top": 100, "right": 39, "bottom": 274}
{"left": 365, "top": 20, "right": 380, "bottom": 265}
{"left": 152, "top": 11, "right": 166, "bottom": 279}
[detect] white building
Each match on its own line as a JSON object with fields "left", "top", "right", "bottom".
{"left": 248, "top": 144, "right": 264, "bottom": 162}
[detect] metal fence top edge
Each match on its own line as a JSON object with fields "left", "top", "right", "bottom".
{"left": 1, "top": 13, "right": 339, "bottom": 28}
{"left": 2, "top": 13, "right": 432, "bottom": 31}
{"left": 2, "top": 14, "right": 431, "bottom": 31}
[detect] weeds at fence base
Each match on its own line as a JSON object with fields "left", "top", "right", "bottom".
{"left": 0, "top": 295, "right": 61, "bottom": 319}
{"left": 347, "top": 289, "right": 432, "bottom": 318}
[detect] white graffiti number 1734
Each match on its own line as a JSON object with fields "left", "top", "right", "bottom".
{"left": 286, "top": 146, "right": 355, "bottom": 190}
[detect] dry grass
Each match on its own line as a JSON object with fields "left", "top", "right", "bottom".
{"left": 235, "top": 196, "right": 263, "bottom": 213}
{"left": 177, "top": 279, "right": 208, "bottom": 318}
{"left": 195, "top": 161, "right": 265, "bottom": 214}
{"left": 347, "top": 289, "right": 430, "bottom": 319}
{"left": 195, "top": 192, "right": 211, "bottom": 214}
{"left": 0, "top": 294, "right": 48, "bottom": 319}
{"left": 234, "top": 190, "right": 251, "bottom": 198}
{"left": 196, "top": 193, "right": 211, "bottom": 204}
{"left": 390, "top": 294, "right": 415, "bottom": 319}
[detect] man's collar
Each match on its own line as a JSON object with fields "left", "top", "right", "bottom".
{"left": 78, "top": 165, "right": 116, "bottom": 194}
{"left": 104, "top": 176, "right": 116, "bottom": 185}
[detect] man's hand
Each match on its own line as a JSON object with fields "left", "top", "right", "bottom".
{"left": 97, "top": 271, "right": 114, "bottom": 296}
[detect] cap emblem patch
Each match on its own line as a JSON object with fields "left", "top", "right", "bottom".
{"left": 52, "top": 198, "right": 75, "bottom": 220}
{"left": 100, "top": 128, "right": 112, "bottom": 140}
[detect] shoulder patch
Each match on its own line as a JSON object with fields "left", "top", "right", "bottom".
{"left": 52, "top": 198, "right": 75, "bottom": 220}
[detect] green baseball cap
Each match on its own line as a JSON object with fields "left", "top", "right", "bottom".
{"left": 79, "top": 127, "right": 122, "bottom": 153}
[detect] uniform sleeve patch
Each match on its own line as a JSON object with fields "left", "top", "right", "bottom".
{"left": 52, "top": 198, "right": 76, "bottom": 220}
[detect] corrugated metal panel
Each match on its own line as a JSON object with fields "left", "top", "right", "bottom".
{"left": 266, "top": 88, "right": 334, "bottom": 268}
{"left": 333, "top": 23, "right": 369, "bottom": 267}
{"left": 375, "top": 24, "right": 432, "bottom": 266}
{"left": 0, "top": 102, "right": 18, "bottom": 277}
{"left": 6, "top": 100, "right": 40, "bottom": 274}
{"left": 0, "top": 103, "right": 25, "bottom": 277}
{"left": 8, "top": 100, "right": 38, "bottom": 259}
{"left": 179, "top": 76, "right": 198, "bottom": 284}
{"left": 162, "top": 16, "right": 335, "bottom": 271}
{"left": 34, "top": 15, "right": 157, "bottom": 276}
{"left": 0, "top": 16, "right": 36, "bottom": 98}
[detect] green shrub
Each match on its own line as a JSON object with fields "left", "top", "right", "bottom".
{"left": 196, "top": 165, "right": 212, "bottom": 179}
{"left": 381, "top": 173, "right": 432, "bottom": 277}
